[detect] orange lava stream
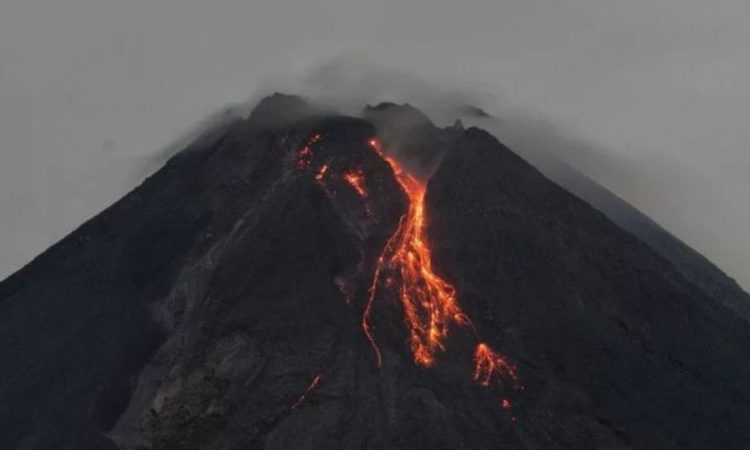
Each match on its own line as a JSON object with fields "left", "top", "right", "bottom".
{"left": 294, "top": 133, "right": 519, "bottom": 409}
{"left": 365, "top": 138, "right": 519, "bottom": 395}
{"left": 343, "top": 170, "right": 368, "bottom": 197}
{"left": 474, "top": 343, "right": 519, "bottom": 387}
{"left": 291, "top": 374, "right": 323, "bottom": 410}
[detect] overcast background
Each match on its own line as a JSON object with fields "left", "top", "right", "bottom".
{"left": 1, "top": 0, "right": 749, "bottom": 289}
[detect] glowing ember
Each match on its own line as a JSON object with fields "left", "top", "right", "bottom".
{"left": 291, "top": 374, "right": 323, "bottom": 410}
{"left": 315, "top": 164, "right": 329, "bottom": 182}
{"left": 343, "top": 170, "right": 368, "bottom": 197}
{"left": 296, "top": 133, "right": 322, "bottom": 169}
{"left": 474, "top": 343, "right": 518, "bottom": 387}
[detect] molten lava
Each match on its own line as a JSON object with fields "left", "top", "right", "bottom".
{"left": 291, "top": 374, "right": 323, "bottom": 411}
{"left": 363, "top": 152, "right": 461, "bottom": 366}
{"left": 294, "top": 133, "right": 519, "bottom": 410}
{"left": 474, "top": 343, "right": 518, "bottom": 388}
{"left": 365, "top": 138, "right": 519, "bottom": 395}
{"left": 343, "top": 170, "right": 368, "bottom": 197}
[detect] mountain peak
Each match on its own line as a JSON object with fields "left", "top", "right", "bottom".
{"left": 1, "top": 94, "right": 749, "bottom": 450}
{"left": 246, "top": 93, "right": 319, "bottom": 128}
{"left": 363, "top": 102, "right": 434, "bottom": 131}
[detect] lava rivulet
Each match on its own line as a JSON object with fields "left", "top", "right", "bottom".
{"left": 291, "top": 374, "right": 323, "bottom": 411}
{"left": 343, "top": 170, "right": 368, "bottom": 197}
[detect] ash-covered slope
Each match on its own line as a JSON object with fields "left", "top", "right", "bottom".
{"left": 426, "top": 129, "right": 750, "bottom": 448}
{"left": 552, "top": 162, "right": 750, "bottom": 323}
{"left": 1, "top": 95, "right": 749, "bottom": 450}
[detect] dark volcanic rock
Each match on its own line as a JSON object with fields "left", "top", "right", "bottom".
{"left": 543, "top": 159, "right": 750, "bottom": 323}
{"left": 426, "top": 128, "right": 750, "bottom": 449}
{"left": 1, "top": 95, "right": 749, "bottom": 449}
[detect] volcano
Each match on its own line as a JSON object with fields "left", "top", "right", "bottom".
{"left": 1, "top": 94, "right": 749, "bottom": 449}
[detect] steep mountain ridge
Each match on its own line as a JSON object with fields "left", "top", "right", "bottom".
{"left": 542, "top": 159, "right": 750, "bottom": 322}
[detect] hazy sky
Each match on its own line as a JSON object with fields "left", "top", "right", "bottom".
{"left": 1, "top": 0, "right": 749, "bottom": 289}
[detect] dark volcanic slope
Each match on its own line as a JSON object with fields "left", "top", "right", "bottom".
{"left": 546, "top": 160, "right": 750, "bottom": 322}
{"left": 455, "top": 113, "right": 750, "bottom": 324}
{"left": 1, "top": 95, "right": 749, "bottom": 450}
{"left": 426, "top": 129, "right": 750, "bottom": 449}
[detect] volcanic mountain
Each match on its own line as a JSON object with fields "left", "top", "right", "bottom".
{"left": 1, "top": 94, "right": 749, "bottom": 449}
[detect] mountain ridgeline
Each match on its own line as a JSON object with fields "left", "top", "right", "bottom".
{"left": 1, "top": 94, "right": 749, "bottom": 449}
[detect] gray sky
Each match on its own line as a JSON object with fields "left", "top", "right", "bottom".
{"left": 1, "top": 0, "right": 749, "bottom": 289}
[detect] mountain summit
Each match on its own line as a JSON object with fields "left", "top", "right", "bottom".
{"left": 1, "top": 95, "right": 749, "bottom": 449}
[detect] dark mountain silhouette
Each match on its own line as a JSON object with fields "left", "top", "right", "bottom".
{"left": 538, "top": 159, "right": 750, "bottom": 322}
{"left": 1, "top": 94, "right": 748, "bottom": 449}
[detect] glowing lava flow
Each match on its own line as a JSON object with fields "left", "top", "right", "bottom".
{"left": 364, "top": 138, "right": 519, "bottom": 396}
{"left": 343, "top": 170, "right": 368, "bottom": 197}
{"left": 291, "top": 374, "right": 323, "bottom": 411}
{"left": 293, "top": 133, "right": 519, "bottom": 409}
